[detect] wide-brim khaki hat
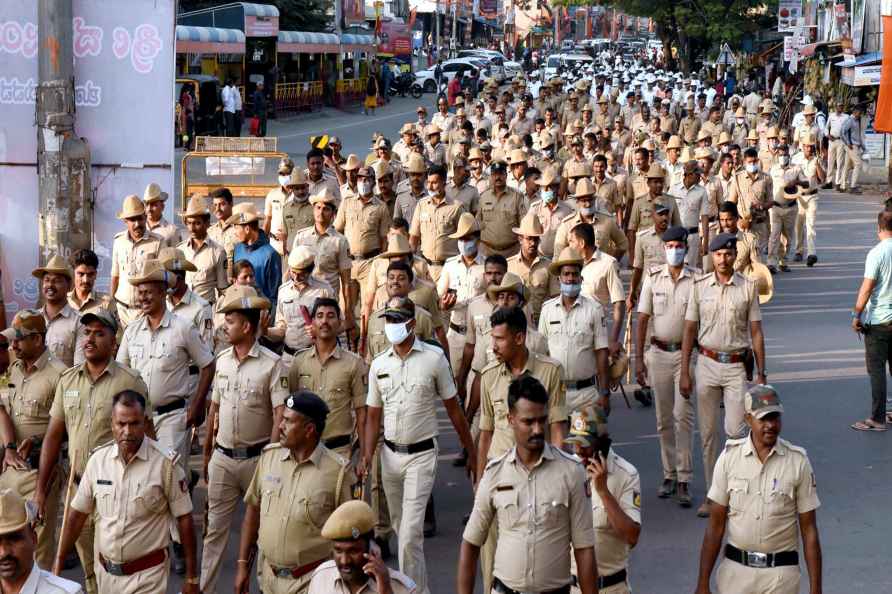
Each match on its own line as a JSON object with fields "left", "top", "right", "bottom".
{"left": 694, "top": 147, "right": 716, "bottom": 161}
{"left": 342, "top": 154, "right": 361, "bottom": 171}
{"left": 128, "top": 259, "right": 175, "bottom": 286}
{"left": 309, "top": 188, "right": 338, "bottom": 206}
{"left": 226, "top": 202, "right": 264, "bottom": 225}
{"left": 32, "top": 254, "right": 72, "bottom": 280}
{"left": 0, "top": 489, "right": 31, "bottom": 535}
{"left": 666, "top": 135, "right": 683, "bottom": 150}
{"left": 696, "top": 129, "right": 712, "bottom": 142}
{"left": 118, "top": 194, "right": 146, "bottom": 219}
{"left": 735, "top": 106, "right": 746, "bottom": 117}
{"left": 288, "top": 245, "right": 317, "bottom": 270}
{"left": 405, "top": 153, "right": 427, "bottom": 174}
{"left": 399, "top": 123, "right": 417, "bottom": 135}
{"left": 539, "top": 132, "right": 555, "bottom": 148}
{"left": 765, "top": 126, "right": 779, "bottom": 139}
{"left": 746, "top": 129, "right": 760, "bottom": 141}
{"left": 548, "top": 247, "right": 585, "bottom": 276}
{"left": 180, "top": 194, "right": 211, "bottom": 219}
{"left": 746, "top": 262, "right": 774, "bottom": 304}
{"left": 143, "top": 182, "right": 168, "bottom": 204}
{"left": 717, "top": 131, "right": 732, "bottom": 145}
{"left": 608, "top": 350, "right": 629, "bottom": 382}
{"left": 424, "top": 124, "right": 442, "bottom": 136}
{"left": 645, "top": 164, "right": 666, "bottom": 179}
{"left": 278, "top": 157, "right": 295, "bottom": 174}
{"left": 219, "top": 285, "right": 271, "bottom": 313}
{"left": 574, "top": 177, "right": 596, "bottom": 199}
{"left": 508, "top": 148, "right": 527, "bottom": 165}
{"left": 802, "top": 105, "right": 817, "bottom": 115}
{"left": 321, "top": 500, "right": 376, "bottom": 541}
{"left": 486, "top": 272, "right": 529, "bottom": 302}
{"left": 159, "top": 247, "right": 197, "bottom": 272}
{"left": 287, "top": 168, "right": 308, "bottom": 186}
{"left": 448, "top": 212, "right": 480, "bottom": 239}
{"left": 378, "top": 233, "right": 413, "bottom": 259}
{"left": 512, "top": 213, "right": 544, "bottom": 237}
{"left": 535, "top": 166, "right": 560, "bottom": 187}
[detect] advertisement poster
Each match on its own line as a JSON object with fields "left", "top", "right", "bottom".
{"left": 479, "top": 0, "right": 498, "bottom": 19}
{"left": 343, "top": 0, "right": 366, "bottom": 27}
{"left": 778, "top": 0, "right": 803, "bottom": 32}
{"left": 850, "top": 0, "right": 865, "bottom": 54}
{"left": 0, "top": 0, "right": 175, "bottom": 314}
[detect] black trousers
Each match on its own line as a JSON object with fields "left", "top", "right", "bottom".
{"left": 223, "top": 111, "right": 236, "bottom": 136}
{"left": 864, "top": 323, "right": 892, "bottom": 423}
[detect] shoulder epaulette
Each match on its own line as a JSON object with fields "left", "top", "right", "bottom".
{"left": 484, "top": 450, "right": 510, "bottom": 472}
{"left": 778, "top": 438, "right": 808, "bottom": 457}
{"left": 694, "top": 272, "right": 712, "bottom": 283}
{"left": 554, "top": 446, "right": 582, "bottom": 464}
{"left": 116, "top": 363, "right": 142, "bottom": 379}
{"left": 148, "top": 439, "right": 179, "bottom": 462}
{"left": 647, "top": 265, "right": 663, "bottom": 276}
{"left": 724, "top": 436, "right": 747, "bottom": 449}
{"left": 479, "top": 359, "right": 502, "bottom": 376}
{"left": 91, "top": 440, "right": 115, "bottom": 455}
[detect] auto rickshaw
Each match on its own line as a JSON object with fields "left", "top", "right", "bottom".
{"left": 176, "top": 75, "right": 224, "bottom": 148}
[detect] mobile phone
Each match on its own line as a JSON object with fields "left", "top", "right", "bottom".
{"left": 323, "top": 146, "right": 333, "bottom": 157}
{"left": 598, "top": 436, "right": 612, "bottom": 460}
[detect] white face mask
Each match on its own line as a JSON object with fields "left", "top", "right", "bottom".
{"left": 579, "top": 205, "right": 595, "bottom": 217}
{"left": 665, "top": 246, "right": 686, "bottom": 266}
{"left": 458, "top": 238, "right": 478, "bottom": 257}
{"left": 278, "top": 175, "right": 291, "bottom": 187}
{"left": 779, "top": 155, "right": 790, "bottom": 167}
{"left": 384, "top": 321, "right": 411, "bottom": 345}
{"left": 560, "top": 282, "right": 581, "bottom": 298}
{"left": 358, "top": 181, "right": 373, "bottom": 196}
{"left": 745, "top": 163, "right": 759, "bottom": 174}
{"left": 736, "top": 118, "right": 745, "bottom": 125}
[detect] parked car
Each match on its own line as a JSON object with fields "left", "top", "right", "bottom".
{"left": 456, "top": 49, "right": 506, "bottom": 82}
{"left": 414, "top": 58, "right": 487, "bottom": 93}
{"left": 503, "top": 60, "right": 522, "bottom": 78}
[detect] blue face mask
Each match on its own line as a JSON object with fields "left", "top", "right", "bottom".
{"left": 665, "top": 247, "right": 686, "bottom": 266}
{"left": 560, "top": 282, "right": 581, "bottom": 298}
{"left": 458, "top": 238, "right": 478, "bottom": 257}
{"left": 541, "top": 189, "right": 556, "bottom": 203}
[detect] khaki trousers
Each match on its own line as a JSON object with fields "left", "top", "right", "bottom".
{"left": 153, "top": 408, "right": 189, "bottom": 477}
{"left": 480, "top": 517, "right": 498, "bottom": 594}
{"left": 447, "top": 327, "right": 466, "bottom": 373}
{"left": 716, "top": 558, "right": 799, "bottom": 594}
{"left": 96, "top": 551, "right": 169, "bottom": 594}
{"left": 841, "top": 145, "right": 863, "bottom": 189}
{"left": 381, "top": 443, "right": 438, "bottom": 594}
{"left": 566, "top": 385, "right": 598, "bottom": 416}
{"left": 694, "top": 356, "right": 747, "bottom": 492}
{"left": 748, "top": 220, "right": 769, "bottom": 257}
{"left": 795, "top": 196, "right": 818, "bottom": 258}
{"left": 0, "top": 466, "right": 61, "bottom": 569}
{"left": 70, "top": 486, "right": 97, "bottom": 594}
{"left": 767, "top": 205, "right": 797, "bottom": 267}
{"left": 200, "top": 451, "right": 261, "bottom": 594}
{"left": 826, "top": 139, "right": 845, "bottom": 186}
{"left": 645, "top": 347, "right": 694, "bottom": 483}
{"left": 261, "top": 560, "right": 313, "bottom": 594}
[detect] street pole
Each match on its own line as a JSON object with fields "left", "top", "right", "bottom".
{"left": 37, "top": 0, "right": 92, "bottom": 265}
{"left": 451, "top": 1, "right": 457, "bottom": 56}
{"left": 435, "top": 0, "right": 441, "bottom": 57}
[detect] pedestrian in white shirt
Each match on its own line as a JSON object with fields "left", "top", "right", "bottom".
{"left": 840, "top": 106, "right": 866, "bottom": 194}
{"left": 221, "top": 79, "right": 237, "bottom": 136}
{"left": 823, "top": 101, "right": 848, "bottom": 190}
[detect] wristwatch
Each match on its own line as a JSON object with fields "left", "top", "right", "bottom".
{"left": 4, "top": 442, "right": 16, "bottom": 451}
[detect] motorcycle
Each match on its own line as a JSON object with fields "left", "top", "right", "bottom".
{"left": 388, "top": 72, "right": 424, "bottom": 99}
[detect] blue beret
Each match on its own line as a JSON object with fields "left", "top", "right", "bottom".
{"left": 708, "top": 232, "right": 738, "bottom": 252}
{"left": 661, "top": 226, "right": 688, "bottom": 243}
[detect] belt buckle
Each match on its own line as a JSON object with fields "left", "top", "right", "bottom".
{"left": 274, "top": 567, "right": 293, "bottom": 578}
{"left": 746, "top": 551, "right": 768, "bottom": 568}
{"left": 104, "top": 560, "right": 125, "bottom": 576}
{"left": 232, "top": 447, "right": 248, "bottom": 459}
{"left": 717, "top": 352, "right": 731, "bottom": 364}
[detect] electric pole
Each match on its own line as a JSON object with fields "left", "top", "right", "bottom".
{"left": 37, "top": 0, "right": 92, "bottom": 266}
{"left": 435, "top": 0, "right": 441, "bottom": 57}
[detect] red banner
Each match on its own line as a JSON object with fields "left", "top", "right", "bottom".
{"left": 875, "top": 16, "right": 892, "bottom": 133}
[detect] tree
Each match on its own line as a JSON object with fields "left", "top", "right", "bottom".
{"left": 179, "top": 0, "right": 331, "bottom": 32}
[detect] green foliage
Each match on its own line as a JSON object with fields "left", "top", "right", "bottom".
{"left": 179, "top": 0, "right": 332, "bottom": 32}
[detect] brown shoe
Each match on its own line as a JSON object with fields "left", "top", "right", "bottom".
{"left": 676, "top": 482, "right": 692, "bottom": 508}
{"left": 696, "top": 502, "right": 711, "bottom": 518}
{"left": 657, "top": 478, "right": 676, "bottom": 498}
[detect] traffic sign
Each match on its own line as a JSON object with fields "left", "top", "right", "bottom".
{"left": 716, "top": 42, "right": 736, "bottom": 65}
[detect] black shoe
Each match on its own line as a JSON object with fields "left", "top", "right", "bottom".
{"left": 63, "top": 552, "right": 79, "bottom": 571}
{"left": 794, "top": 253, "right": 803, "bottom": 262}
{"left": 657, "top": 478, "right": 676, "bottom": 498}
{"left": 374, "top": 536, "right": 392, "bottom": 560}
{"left": 849, "top": 186, "right": 863, "bottom": 194}
{"left": 779, "top": 264, "right": 790, "bottom": 272}
{"left": 806, "top": 255, "right": 817, "bottom": 267}
{"left": 423, "top": 496, "right": 437, "bottom": 537}
{"left": 676, "top": 482, "right": 692, "bottom": 508}
{"left": 767, "top": 265, "right": 777, "bottom": 274}
{"left": 452, "top": 449, "right": 467, "bottom": 467}
{"left": 821, "top": 182, "right": 833, "bottom": 189}
{"left": 634, "top": 387, "right": 653, "bottom": 407}
{"left": 171, "top": 543, "right": 186, "bottom": 575}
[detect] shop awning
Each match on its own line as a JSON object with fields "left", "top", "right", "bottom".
{"left": 835, "top": 51, "right": 882, "bottom": 67}
{"left": 176, "top": 25, "right": 246, "bottom": 53}
{"left": 239, "top": 2, "right": 279, "bottom": 16}
{"left": 341, "top": 33, "right": 377, "bottom": 51}
{"left": 278, "top": 30, "right": 340, "bottom": 53}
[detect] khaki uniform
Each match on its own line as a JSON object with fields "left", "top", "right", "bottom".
{"left": 201, "top": 342, "right": 289, "bottom": 594}
{"left": 366, "top": 305, "right": 436, "bottom": 360}
{"left": 367, "top": 338, "right": 458, "bottom": 594}
{"left": 700, "top": 120, "right": 724, "bottom": 146}
{"left": 678, "top": 117, "right": 701, "bottom": 145}
{"left": 527, "top": 199, "right": 574, "bottom": 258}
{"left": 570, "top": 451, "right": 641, "bottom": 594}
{"left": 0, "top": 351, "right": 66, "bottom": 568}
{"left": 207, "top": 220, "right": 240, "bottom": 279}
{"left": 470, "top": 172, "right": 492, "bottom": 196}
{"left": 117, "top": 311, "right": 214, "bottom": 472}
{"left": 637, "top": 265, "right": 697, "bottom": 484}
{"left": 168, "top": 290, "right": 214, "bottom": 349}
{"left": 685, "top": 272, "right": 761, "bottom": 492}
{"left": 70, "top": 438, "right": 192, "bottom": 594}
{"left": 464, "top": 295, "right": 498, "bottom": 374}
{"left": 663, "top": 161, "right": 684, "bottom": 190}
{"left": 633, "top": 228, "right": 667, "bottom": 272}
{"left": 274, "top": 278, "right": 336, "bottom": 364}
{"left": 50, "top": 361, "right": 148, "bottom": 594}
{"left": 245, "top": 443, "right": 351, "bottom": 594}
{"left": 424, "top": 142, "right": 447, "bottom": 167}
{"left": 506, "top": 254, "right": 558, "bottom": 326}
{"left": 43, "top": 304, "right": 80, "bottom": 367}
{"left": 437, "top": 254, "right": 485, "bottom": 365}
{"left": 554, "top": 214, "right": 628, "bottom": 261}
{"left": 279, "top": 198, "right": 316, "bottom": 253}
{"left": 288, "top": 346, "right": 367, "bottom": 456}
{"left": 463, "top": 445, "right": 595, "bottom": 593}
{"left": 767, "top": 166, "right": 804, "bottom": 268}
{"left": 308, "top": 559, "right": 416, "bottom": 594}
{"left": 409, "top": 195, "right": 465, "bottom": 276}
{"left": 179, "top": 237, "right": 229, "bottom": 303}
{"left": 792, "top": 153, "right": 821, "bottom": 259}
{"left": 591, "top": 177, "right": 623, "bottom": 216}
{"left": 68, "top": 290, "right": 115, "bottom": 319}
{"left": 306, "top": 172, "right": 342, "bottom": 204}
{"left": 334, "top": 195, "right": 390, "bottom": 290}
{"left": 581, "top": 251, "right": 625, "bottom": 308}
{"left": 708, "top": 437, "right": 820, "bottom": 594}
{"left": 538, "top": 295, "right": 608, "bottom": 413}
{"left": 670, "top": 183, "right": 713, "bottom": 267}
{"left": 446, "top": 181, "right": 480, "bottom": 215}
{"left": 431, "top": 113, "right": 454, "bottom": 133}
{"left": 292, "top": 226, "right": 352, "bottom": 300}
{"left": 727, "top": 171, "right": 772, "bottom": 254}
{"left": 394, "top": 187, "right": 424, "bottom": 229}
{"left": 477, "top": 188, "right": 525, "bottom": 257}
{"left": 147, "top": 217, "right": 183, "bottom": 247}
{"left": 111, "top": 231, "right": 165, "bottom": 327}
{"left": 364, "top": 257, "right": 431, "bottom": 312}
{"left": 628, "top": 194, "right": 682, "bottom": 232}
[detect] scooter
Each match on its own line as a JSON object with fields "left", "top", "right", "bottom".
{"left": 388, "top": 72, "right": 424, "bottom": 99}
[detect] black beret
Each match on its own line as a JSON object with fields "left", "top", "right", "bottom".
{"left": 285, "top": 390, "right": 330, "bottom": 425}
{"left": 653, "top": 200, "right": 671, "bottom": 214}
{"left": 661, "top": 226, "right": 688, "bottom": 243}
{"left": 709, "top": 232, "right": 738, "bottom": 252}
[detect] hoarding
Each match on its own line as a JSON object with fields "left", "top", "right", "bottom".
{"left": 778, "top": 0, "right": 803, "bottom": 32}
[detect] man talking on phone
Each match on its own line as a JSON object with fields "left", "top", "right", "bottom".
{"left": 565, "top": 409, "right": 641, "bottom": 594}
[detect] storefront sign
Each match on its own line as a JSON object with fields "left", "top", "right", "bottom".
{"left": 245, "top": 15, "right": 278, "bottom": 37}
{"left": 841, "top": 64, "right": 882, "bottom": 86}
{"left": 778, "top": 0, "right": 802, "bottom": 32}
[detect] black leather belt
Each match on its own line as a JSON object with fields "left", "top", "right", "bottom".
{"left": 383, "top": 437, "right": 435, "bottom": 454}
{"left": 215, "top": 441, "right": 268, "bottom": 460}
{"left": 686, "top": 226, "right": 699, "bottom": 234}
{"left": 188, "top": 365, "right": 199, "bottom": 376}
{"left": 283, "top": 344, "right": 299, "bottom": 356}
{"left": 352, "top": 248, "right": 382, "bottom": 260}
{"left": 725, "top": 544, "right": 799, "bottom": 568}
{"left": 449, "top": 322, "right": 466, "bottom": 334}
{"left": 571, "top": 568, "right": 627, "bottom": 590}
{"left": 562, "top": 376, "right": 597, "bottom": 390}
{"left": 324, "top": 434, "right": 351, "bottom": 450}
{"left": 652, "top": 337, "right": 683, "bottom": 352}
{"left": 155, "top": 398, "right": 186, "bottom": 416}
{"left": 493, "top": 577, "right": 570, "bottom": 594}
{"left": 773, "top": 199, "right": 797, "bottom": 208}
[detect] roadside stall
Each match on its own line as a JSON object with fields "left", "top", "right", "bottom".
{"left": 338, "top": 33, "right": 377, "bottom": 107}
{"left": 277, "top": 31, "right": 340, "bottom": 112}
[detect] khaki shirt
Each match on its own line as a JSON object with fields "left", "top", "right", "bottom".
{"left": 280, "top": 198, "right": 315, "bottom": 251}
{"left": 50, "top": 361, "right": 149, "bottom": 476}
{"left": 727, "top": 171, "right": 772, "bottom": 222}
{"left": 179, "top": 237, "right": 229, "bottom": 302}
{"left": 394, "top": 187, "right": 424, "bottom": 227}
{"left": 437, "top": 254, "right": 485, "bottom": 327}
{"left": 212, "top": 342, "right": 288, "bottom": 449}
{"left": 308, "top": 559, "right": 416, "bottom": 594}
{"left": 685, "top": 271, "right": 761, "bottom": 352}
{"left": 367, "top": 337, "right": 456, "bottom": 444}
{"left": 1, "top": 350, "right": 66, "bottom": 442}
{"left": 67, "top": 290, "right": 115, "bottom": 318}
{"left": 265, "top": 187, "right": 289, "bottom": 254}
{"left": 364, "top": 257, "right": 431, "bottom": 310}
{"left": 168, "top": 290, "right": 215, "bottom": 349}
{"left": 111, "top": 231, "right": 165, "bottom": 306}
{"left": 553, "top": 214, "right": 628, "bottom": 260}
{"left": 633, "top": 228, "right": 667, "bottom": 271}
{"left": 479, "top": 352, "right": 566, "bottom": 459}
{"left": 462, "top": 445, "right": 595, "bottom": 592}
{"left": 117, "top": 311, "right": 214, "bottom": 406}
{"left": 410, "top": 195, "right": 465, "bottom": 263}
{"left": 663, "top": 161, "right": 684, "bottom": 190}
{"left": 591, "top": 177, "right": 623, "bottom": 215}
{"left": 147, "top": 217, "right": 183, "bottom": 248}
{"left": 628, "top": 194, "right": 682, "bottom": 232}
{"left": 43, "top": 304, "right": 80, "bottom": 368}
{"left": 446, "top": 181, "right": 480, "bottom": 215}
{"left": 431, "top": 112, "right": 454, "bottom": 133}
{"left": 581, "top": 251, "right": 625, "bottom": 307}
{"left": 366, "top": 306, "right": 436, "bottom": 360}
{"left": 734, "top": 229, "right": 761, "bottom": 273}
{"left": 527, "top": 199, "right": 574, "bottom": 258}
{"left": 292, "top": 226, "right": 352, "bottom": 298}
{"left": 334, "top": 195, "right": 390, "bottom": 257}
{"left": 700, "top": 120, "right": 724, "bottom": 145}
{"left": 71, "top": 438, "right": 192, "bottom": 562}
{"left": 506, "top": 254, "right": 558, "bottom": 326}
{"left": 207, "top": 220, "right": 240, "bottom": 276}
{"left": 244, "top": 443, "right": 350, "bottom": 567}
{"left": 477, "top": 187, "right": 527, "bottom": 251}
{"left": 678, "top": 117, "right": 701, "bottom": 144}
{"left": 288, "top": 346, "right": 367, "bottom": 441}
{"left": 470, "top": 172, "right": 492, "bottom": 196}
{"left": 464, "top": 295, "right": 497, "bottom": 373}
{"left": 424, "top": 142, "right": 447, "bottom": 167}
{"left": 275, "top": 278, "right": 335, "bottom": 352}
{"left": 708, "top": 436, "right": 819, "bottom": 553}
{"left": 637, "top": 264, "right": 697, "bottom": 343}
{"left": 538, "top": 295, "right": 608, "bottom": 381}
{"left": 586, "top": 451, "right": 640, "bottom": 576}
{"left": 306, "top": 172, "right": 342, "bottom": 205}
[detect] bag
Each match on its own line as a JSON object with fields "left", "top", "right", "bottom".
{"left": 249, "top": 116, "right": 260, "bottom": 136}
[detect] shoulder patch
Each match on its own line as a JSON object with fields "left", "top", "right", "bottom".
{"left": 647, "top": 265, "right": 663, "bottom": 276}
{"left": 779, "top": 438, "right": 808, "bottom": 457}
{"left": 148, "top": 438, "right": 179, "bottom": 461}
{"left": 694, "top": 272, "right": 712, "bottom": 283}
{"left": 484, "top": 450, "right": 510, "bottom": 471}
{"left": 262, "top": 442, "right": 284, "bottom": 452}
{"left": 724, "top": 436, "right": 747, "bottom": 449}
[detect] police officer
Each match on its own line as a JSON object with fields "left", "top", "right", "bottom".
{"left": 479, "top": 156, "right": 525, "bottom": 257}
{"left": 178, "top": 195, "right": 229, "bottom": 303}
{"left": 264, "top": 158, "right": 294, "bottom": 255}
{"left": 728, "top": 148, "right": 773, "bottom": 255}
{"left": 459, "top": 375, "right": 596, "bottom": 594}
{"left": 527, "top": 167, "right": 574, "bottom": 259}
{"left": 110, "top": 195, "right": 165, "bottom": 328}
{"left": 361, "top": 231, "right": 432, "bottom": 318}
{"left": 670, "top": 161, "right": 714, "bottom": 267}
{"left": 35, "top": 309, "right": 148, "bottom": 594}
{"left": 628, "top": 201, "right": 671, "bottom": 304}
{"left": 361, "top": 297, "right": 477, "bottom": 594}
{"left": 56, "top": 391, "right": 198, "bottom": 594}
{"left": 635, "top": 226, "right": 696, "bottom": 507}
{"left": 32, "top": 255, "right": 79, "bottom": 367}
{"left": 288, "top": 297, "right": 367, "bottom": 459}
{"left": 695, "top": 386, "right": 822, "bottom": 594}
{"left": 507, "top": 214, "right": 559, "bottom": 326}
{"left": 307, "top": 500, "right": 417, "bottom": 594}
{"left": 680, "top": 233, "right": 767, "bottom": 518}
{"left": 553, "top": 179, "right": 628, "bottom": 260}
{"left": 143, "top": 182, "right": 183, "bottom": 247}
{"left": 394, "top": 154, "right": 428, "bottom": 226}
{"left": 564, "top": 409, "right": 641, "bottom": 594}
{"left": 540, "top": 248, "right": 611, "bottom": 415}
{"left": 161, "top": 248, "right": 215, "bottom": 352}
{"left": 236, "top": 391, "right": 352, "bottom": 594}
{"left": 627, "top": 164, "right": 682, "bottom": 260}
{"left": 712, "top": 202, "right": 761, "bottom": 274}
{"left": 0, "top": 311, "right": 67, "bottom": 568}
{"left": 409, "top": 165, "right": 467, "bottom": 282}
{"left": 201, "top": 286, "right": 289, "bottom": 594}
{"left": 277, "top": 169, "right": 317, "bottom": 258}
